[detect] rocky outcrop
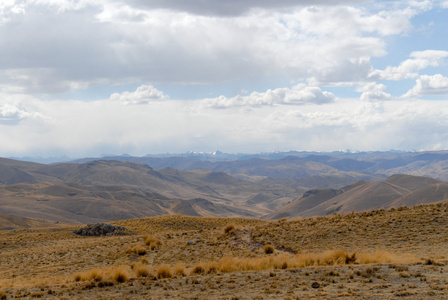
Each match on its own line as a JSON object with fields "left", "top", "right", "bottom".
{"left": 73, "top": 223, "right": 132, "bottom": 236}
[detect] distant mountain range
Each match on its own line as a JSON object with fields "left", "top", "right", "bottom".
{"left": 2, "top": 150, "right": 448, "bottom": 225}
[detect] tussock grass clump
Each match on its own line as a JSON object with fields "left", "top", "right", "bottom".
{"left": 74, "top": 268, "right": 103, "bottom": 282}
{"left": 132, "top": 263, "right": 151, "bottom": 278}
{"left": 126, "top": 244, "right": 147, "bottom": 255}
{"left": 190, "top": 262, "right": 220, "bottom": 275}
{"left": 139, "top": 257, "right": 149, "bottom": 265}
{"left": 264, "top": 245, "right": 275, "bottom": 254}
{"left": 74, "top": 266, "right": 130, "bottom": 284}
{"left": 191, "top": 265, "right": 205, "bottom": 275}
{"left": 143, "top": 235, "right": 162, "bottom": 250}
{"left": 157, "top": 265, "right": 172, "bottom": 279}
{"left": 224, "top": 224, "right": 236, "bottom": 235}
{"left": 0, "top": 290, "right": 6, "bottom": 300}
{"left": 173, "top": 263, "right": 186, "bottom": 277}
{"left": 112, "top": 266, "right": 130, "bottom": 283}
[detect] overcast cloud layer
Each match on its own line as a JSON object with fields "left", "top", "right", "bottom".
{"left": 0, "top": 0, "right": 448, "bottom": 158}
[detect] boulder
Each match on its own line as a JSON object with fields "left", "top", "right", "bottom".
{"left": 73, "top": 223, "right": 132, "bottom": 237}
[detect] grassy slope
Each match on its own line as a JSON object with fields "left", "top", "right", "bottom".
{"left": 1, "top": 201, "right": 448, "bottom": 298}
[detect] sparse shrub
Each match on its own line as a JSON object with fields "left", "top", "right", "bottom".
{"left": 143, "top": 235, "right": 162, "bottom": 250}
{"left": 264, "top": 245, "right": 274, "bottom": 254}
{"left": 133, "top": 262, "right": 151, "bottom": 277}
{"left": 112, "top": 266, "right": 130, "bottom": 283}
{"left": 74, "top": 268, "right": 103, "bottom": 282}
{"left": 191, "top": 265, "right": 205, "bottom": 275}
{"left": 207, "top": 262, "right": 219, "bottom": 274}
{"left": 224, "top": 224, "right": 235, "bottom": 235}
{"left": 139, "top": 257, "right": 149, "bottom": 265}
{"left": 126, "top": 245, "right": 147, "bottom": 255}
{"left": 157, "top": 265, "right": 172, "bottom": 279}
{"left": 173, "top": 263, "right": 186, "bottom": 276}
{"left": 74, "top": 266, "right": 130, "bottom": 285}
{"left": 0, "top": 290, "right": 6, "bottom": 300}
{"left": 135, "top": 245, "right": 147, "bottom": 255}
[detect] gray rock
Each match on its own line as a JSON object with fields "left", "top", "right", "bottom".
{"left": 73, "top": 223, "right": 132, "bottom": 237}
{"left": 187, "top": 238, "right": 201, "bottom": 245}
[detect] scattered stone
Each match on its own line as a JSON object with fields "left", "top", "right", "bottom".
{"left": 1, "top": 227, "right": 18, "bottom": 231}
{"left": 73, "top": 223, "right": 133, "bottom": 237}
{"left": 187, "top": 238, "right": 201, "bottom": 245}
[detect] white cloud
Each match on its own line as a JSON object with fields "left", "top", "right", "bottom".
{"left": 0, "top": 100, "right": 48, "bottom": 125}
{"left": 0, "top": 103, "right": 29, "bottom": 124}
{"left": 403, "top": 74, "right": 448, "bottom": 98}
{"left": 0, "top": 1, "right": 423, "bottom": 94}
{"left": 1, "top": 92, "right": 448, "bottom": 157}
{"left": 357, "top": 83, "right": 391, "bottom": 101}
{"left": 202, "top": 84, "right": 335, "bottom": 108}
{"left": 110, "top": 85, "right": 168, "bottom": 104}
{"left": 370, "top": 50, "right": 448, "bottom": 81}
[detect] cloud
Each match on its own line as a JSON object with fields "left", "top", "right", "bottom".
{"left": 202, "top": 84, "right": 336, "bottom": 108}
{"left": 0, "top": 1, "right": 423, "bottom": 95}
{"left": 126, "top": 0, "right": 363, "bottom": 16}
{"left": 370, "top": 50, "right": 448, "bottom": 81}
{"left": 357, "top": 83, "right": 391, "bottom": 101}
{"left": 0, "top": 102, "right": 46, "bottom": 125}
{"left": 403, "top": 74, "right": 448, "bottom": 98}
{"left": 110, "top": 85, "right": 168, "bottom": 104}
{"left": 1, "top": 92, "right": 448, "bottom": 157}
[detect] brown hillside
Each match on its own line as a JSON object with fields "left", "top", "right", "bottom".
{"left": 267, "top": 174, "right": 445, "bottom": 219}
{"left": 1, "top": 201, "right": 448, "bottom": 299}
{"left": 265, "top": 180, "right": 367, "bottom": 220}
{"left": 383, "top": 174, "right": 440, "bottom": 191}
{"left": 0, "top": 213, "right": 65, "bottom": 230}
{"left": 389, "top": 182, "right": 448, "bottom": 208}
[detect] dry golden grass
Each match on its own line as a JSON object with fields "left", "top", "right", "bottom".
{"left": 264, "top": 244, "right": 275, "bottom": 254}
{"left": 74, "top": 265, "right": 131, "bottom": 284}
{"left": 173, "top": 263, "right": 186, "bottom": 276}
{"left": 126, "top": 244, "right": 147, "bottom": 255}
{"left": 1, "top": 201, "right": 448, "bottom": 298}
{"left": 156, "top": 265, "right": 172, "bottom": 279}
{"left": 132, "top": 263, "right": 151, "bottom": 278}
{"left": 143, "top": 234, "right": 162, "bottom": 250}
{"left": 223, "top": 224, "right": 236, "bottom": 235}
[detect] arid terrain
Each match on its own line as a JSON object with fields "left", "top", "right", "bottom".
{"left": 1, "top": 200, "right": 448, "bottom": 299}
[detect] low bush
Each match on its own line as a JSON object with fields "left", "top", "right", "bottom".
{"left": 143, "top": 235, "right": 162, "bottom": 250}
{"left": 224, "top": 224, "right": 235, "bottom": 235}
{"left": 157, "top": 265, "right": 172, "bottom": 279}
{"left": 264, "top": 245, "right": 274, "bottom": 254}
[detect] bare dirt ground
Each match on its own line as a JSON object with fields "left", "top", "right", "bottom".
{"left": 1, "top": 201, "right": 448, "bottom": 299}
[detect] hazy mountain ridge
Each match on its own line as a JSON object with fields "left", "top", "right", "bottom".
{"left": 3, "top": 150, "right": 448, "bottom": 224}
{"left": 266, "top": 174, "right": 447, "bottom": 219}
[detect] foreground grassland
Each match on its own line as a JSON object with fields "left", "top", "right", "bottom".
{"left": 1, "top": 201, "right": 448, "bottom": 299}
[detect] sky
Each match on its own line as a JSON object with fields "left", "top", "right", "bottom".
{"left": 0, "top": 0, "right": 448, "bottom": 158}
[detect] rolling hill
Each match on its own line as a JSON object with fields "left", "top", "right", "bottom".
{"left": 266, "top": 174, "right": 447, "bottom": 219}
{"left": 4, "top": 151, "right": 448, "bottom": 224}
